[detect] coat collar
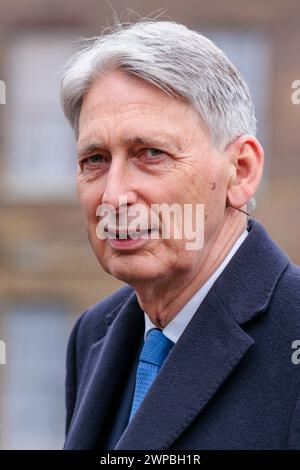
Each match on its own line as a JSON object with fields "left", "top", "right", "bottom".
{"left": 65, "top": 218, "right": 290, "bottom": 450}
{"left": 215, "top": 218, "right": 290, "bottom": 325}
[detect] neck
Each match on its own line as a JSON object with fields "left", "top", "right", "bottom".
{"left": 134, "top": 209, "right": 247, "bottom": 328}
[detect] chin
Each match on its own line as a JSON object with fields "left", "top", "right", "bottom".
{"left": 102, "top": 258, "right": 164, "bottom": 285}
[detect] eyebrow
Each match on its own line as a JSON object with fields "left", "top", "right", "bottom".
{"left": 77, "top": 135, "right": 181, "bottom": 158}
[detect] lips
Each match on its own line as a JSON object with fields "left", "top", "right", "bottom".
{"left": 107, "top": 229, "right": 152, "bottom": 239}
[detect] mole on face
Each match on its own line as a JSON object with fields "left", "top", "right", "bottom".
{"left": 210, "top": 182, "right": 216, "bottom": 190}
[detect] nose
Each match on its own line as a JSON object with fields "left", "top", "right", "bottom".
{"left": 101, "top": 158, "right": 138, "bottom": 210}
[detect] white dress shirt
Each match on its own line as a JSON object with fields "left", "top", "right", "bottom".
{"left": 144, "top": 228, "right": 249, "bottom": 344}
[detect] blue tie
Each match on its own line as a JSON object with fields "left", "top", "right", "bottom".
{"left": 128, "top": 328, "right": 174, "bottom": 422}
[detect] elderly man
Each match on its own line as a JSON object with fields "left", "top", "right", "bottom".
{"left": 60, "top": 21, "right": 300, "bottom": 450}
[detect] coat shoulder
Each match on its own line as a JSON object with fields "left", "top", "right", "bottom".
{"left": 75, "top": 284, "right": 134, "bottom": 348}
{"left": 267, "top": 260, "right": 300, "bottom": 340}
{"left": 273, "top": 261, "right": 300, "bottom": 315}
{"left": 66, "top": 284, "right": 134, "bottom": 378}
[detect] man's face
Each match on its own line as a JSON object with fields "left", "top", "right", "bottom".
{"left": 77, "top": 70, "right": 232, "bottom": 285}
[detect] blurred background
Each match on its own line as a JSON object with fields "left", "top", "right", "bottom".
{"left": 0, "top": 0, "right": 299, "bottom": 449}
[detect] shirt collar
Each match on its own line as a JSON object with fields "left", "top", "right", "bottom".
{"left": 144, "top": 228, "right": 249, "bottom": 344}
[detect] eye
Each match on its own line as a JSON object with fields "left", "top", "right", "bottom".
{"left": 81, "top": 154, "right": 108, "bottom": 169}
{"left": 86, "top": 155, "right": 104, "bottom": 164}
{"left": 143, "top": 148, "right": 165, "bottom": 159}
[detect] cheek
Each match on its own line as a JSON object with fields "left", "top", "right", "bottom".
{"left": 195, "top": 161, "right": 227, "bottom": 200}
{"left": 78, "top": 186, "right": 101, "bottom": 223}
{"left": 185, "top": 166, "right": 227, "bottom": 230}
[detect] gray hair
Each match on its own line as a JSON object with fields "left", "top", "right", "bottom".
{"left": 60, "top": 20, "right": 257, "bottom": 211}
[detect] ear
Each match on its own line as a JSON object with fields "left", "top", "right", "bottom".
{"left": 225, "top": 134, "right": 264, "bottom": 209}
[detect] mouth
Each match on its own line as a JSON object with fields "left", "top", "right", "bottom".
{"left": 106, "top": 228, "right": 155, "bottom": 239}
{"left": 105, "top": 228, "right": 159, "bottom": 250}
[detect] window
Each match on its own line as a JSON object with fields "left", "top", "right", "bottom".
{"left": 3, "top": 31, "right": 77, "bottom": 200}
{"left": 202, "top": 29, "right": 271, "bottom": 182}
{"left": 1, "top": 303, "right": 71, "bottom": 449}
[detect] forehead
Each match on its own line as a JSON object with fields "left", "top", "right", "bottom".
{"left": 78, "top": 70, "right": 202, "bottom": 143}
{"left": 80, "top": 70, "right": 183, "bottom": 114}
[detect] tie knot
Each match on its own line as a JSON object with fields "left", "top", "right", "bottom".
{"left": 140, "top": 328, "right": 173, "bottom": 367}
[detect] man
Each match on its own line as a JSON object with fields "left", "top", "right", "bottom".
{"left": 60, "top": 21, "right": 300, "bottom": 449}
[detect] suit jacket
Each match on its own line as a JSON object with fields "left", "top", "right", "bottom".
{"left": 64, "top": 218, "right": 300, "bottom": 450}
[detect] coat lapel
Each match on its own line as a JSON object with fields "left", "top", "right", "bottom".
{"left": 64, "top": 292, "right": 144, "bottom": 449}
{"left": 115, "top": 289, "right": 254, "bottom": 450}
{"left": 115, "top": 219, "right": 290, "bottom": 450}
